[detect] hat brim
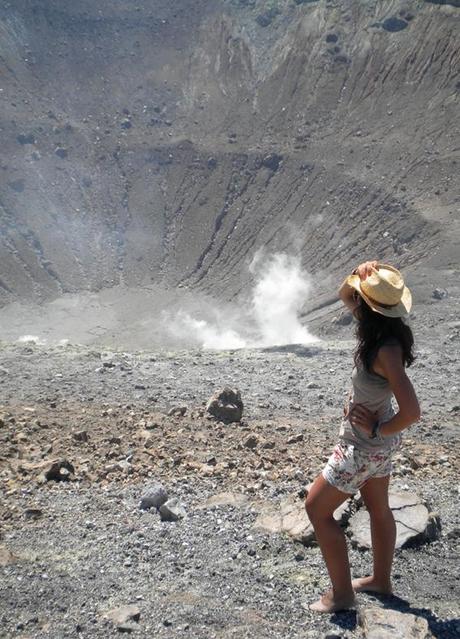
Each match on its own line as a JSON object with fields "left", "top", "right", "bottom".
{"left": 346, "top": 273, "right": 412, "bottom": 318}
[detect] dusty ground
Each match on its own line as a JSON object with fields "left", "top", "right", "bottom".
{"left": 1, "top": 298, "right": 459, "bottom": 638}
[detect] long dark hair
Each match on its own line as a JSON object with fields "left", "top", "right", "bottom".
{"left": 353, "top": 297, "right": 415, "bottom": 370}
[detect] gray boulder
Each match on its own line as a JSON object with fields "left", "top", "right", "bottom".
{"left": 139, "top": 482, "right": 168, "bottom": 511}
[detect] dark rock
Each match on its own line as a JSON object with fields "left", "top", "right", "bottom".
{"left": 206, "top": 387, "right": 243, "bottom": 423}
{"left": 207, "top": 157, "right": 217, "bottom": 169}
{"left": 54, "top": 147, "right": 68, "bottom": 159}
{"left": 24, "top": 508, "right": 43, "bottom": 520}
{"left": 294, "top": 0, "right": 319, "bottom": 5}
{"left": 244, "top": 435, "right": 258, "bottom": 449}
{"left": 72, "top": 430, "right": 88, "bottom": 442}
{"left": 432, "top": 287, "right": 448, "bottom": 299}
{"left": 382, "top": 17, "right": 409, "bottom": 32}
{"left": 17, "top": 133, "right": 35, "bottom": 145}
{"left": 120, "top": 119, "right": 132, "bottom": 129}
{"left": 261, "top": 153, "right": 283, "bottom": 172}
{"left": 325, "top": 33, "right": 338, "bottom": 43}
{"left": 44, "top": 459, "right": 74, "bottom": 481}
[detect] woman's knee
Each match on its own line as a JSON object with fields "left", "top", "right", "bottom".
{"left": 367, "top": 504, "right": 393, "bottom": 521}
{"left": 305, "top": 495, "right": 333, "bottom": 522}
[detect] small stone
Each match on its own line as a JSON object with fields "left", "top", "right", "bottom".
{"left": 159, "top": 498, "right": 186, "bottom": 522}
{"left": 244, "top": 435, "right": 258, "bottom": 449}
{"left": 54, "top": 147, "right": 68, "bottom": 159}
{"left": 139, "top": 482, "right": 168, "bottom": 510}
{"left": 41, "top": 459, "right": 75, "bottom": 482}
{"left": 382, "top": 17, "right": 409, "bottom": 32}
{"left": 72, "top": 430, "right": 88, "bottom": 442}
{"left": 432, "top": 287, "right": 448, "bottom": 300}
{"left": 24, "top": 508, "right": 43, "bottom": 520}
{"left": 120, "top": 118, "right": 132, "bottom": 129}
{"left": 167, "top": 406, "right": 187, "bottom": 417}
{"left": 287, "top": 433, "right": 304, "bottom": 444}
{"left": 261, "top": 153, "right": 283, "bottom": 172}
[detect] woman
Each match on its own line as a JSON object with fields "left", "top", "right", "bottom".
{"left": 305, "top": 260, "right": 420, "bottom": 613}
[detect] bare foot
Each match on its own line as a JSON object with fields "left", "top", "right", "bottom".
{"left": 352, "top": 576, "right": 392, "bottom": 594}
{"left": 309, "top": 589, "right": 356, "bottom": 613}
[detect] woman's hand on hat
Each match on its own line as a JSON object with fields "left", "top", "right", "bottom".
{"left": 348, "top": 403, "right": 378, "bottom": 435}
{"left": 355, "top": 261, "right": 378, "bottom": 281}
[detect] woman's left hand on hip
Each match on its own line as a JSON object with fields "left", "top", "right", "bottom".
{"left": 348, "top": 403, "right": 378, "bottom": 435}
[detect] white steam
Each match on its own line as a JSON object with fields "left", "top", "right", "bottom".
{"left": 251, "top": 253, "right": 317, "bottom": 346}
{"left": 165, "top": 253, "right": 318, "bottom": 349}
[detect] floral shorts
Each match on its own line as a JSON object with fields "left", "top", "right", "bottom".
{"left": 322, "top": 440, "right": 399, "bottom": 495}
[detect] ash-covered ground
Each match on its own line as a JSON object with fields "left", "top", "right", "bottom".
{"left": 1, "top": 294, "right": 459, "bottom": 639}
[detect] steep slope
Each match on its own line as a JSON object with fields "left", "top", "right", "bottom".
{"left": 0, "top": 0, "right": 458, "bottom": 311}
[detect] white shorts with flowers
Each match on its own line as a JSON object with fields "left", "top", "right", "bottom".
{"left": 322, "top": 439, "right": 400, "bottom": 495}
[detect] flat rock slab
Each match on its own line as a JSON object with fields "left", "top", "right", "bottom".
{"left": 349, "top": 492, "right": 440, "bottom": 549}
{"left": 253, "top": 495, "right": 351, "bottom": 545}
{"left": 359, "top": 606, "right": 434, "bottom": 638}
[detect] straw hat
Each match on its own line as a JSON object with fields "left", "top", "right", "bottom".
{"left": 346, "top": 263, "right": 412, "bottom": 318}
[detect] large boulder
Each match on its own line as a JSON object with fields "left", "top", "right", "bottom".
{"left": 349, "top": 492, "right": 441, "bottom": 549}
{"left": 206, "top": 387, "right": 243, "bottom": 423}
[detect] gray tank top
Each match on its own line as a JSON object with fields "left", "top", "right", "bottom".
{"left": 339, "top": 341, "right": 401, "bottom": 451}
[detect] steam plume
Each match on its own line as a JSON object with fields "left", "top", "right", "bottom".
{"left": 166, "top": 252, "right": 318, "bottom": 349}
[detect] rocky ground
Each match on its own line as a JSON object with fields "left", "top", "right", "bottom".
{"left": 1, "top": 305, "right": 459, "bottom": 638}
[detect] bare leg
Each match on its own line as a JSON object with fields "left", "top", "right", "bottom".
{"left": 352, "top": 475, "right": 394, "bottom": 594}
{"left": 305, "top": 475, "right": 356, "bottom": 612}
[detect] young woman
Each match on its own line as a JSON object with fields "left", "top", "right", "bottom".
{"left": 305, "top": 260, "right": 420, "bottom": 613}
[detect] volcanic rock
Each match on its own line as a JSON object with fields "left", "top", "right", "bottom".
{"left": 139, "top": 482, "right": 168, "bottom": 510}
{"left": 159, "top": 498, "right": 186, "bottom": 522}
{"left": 206, "top": 387, "right": 243, "bottom": 423}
